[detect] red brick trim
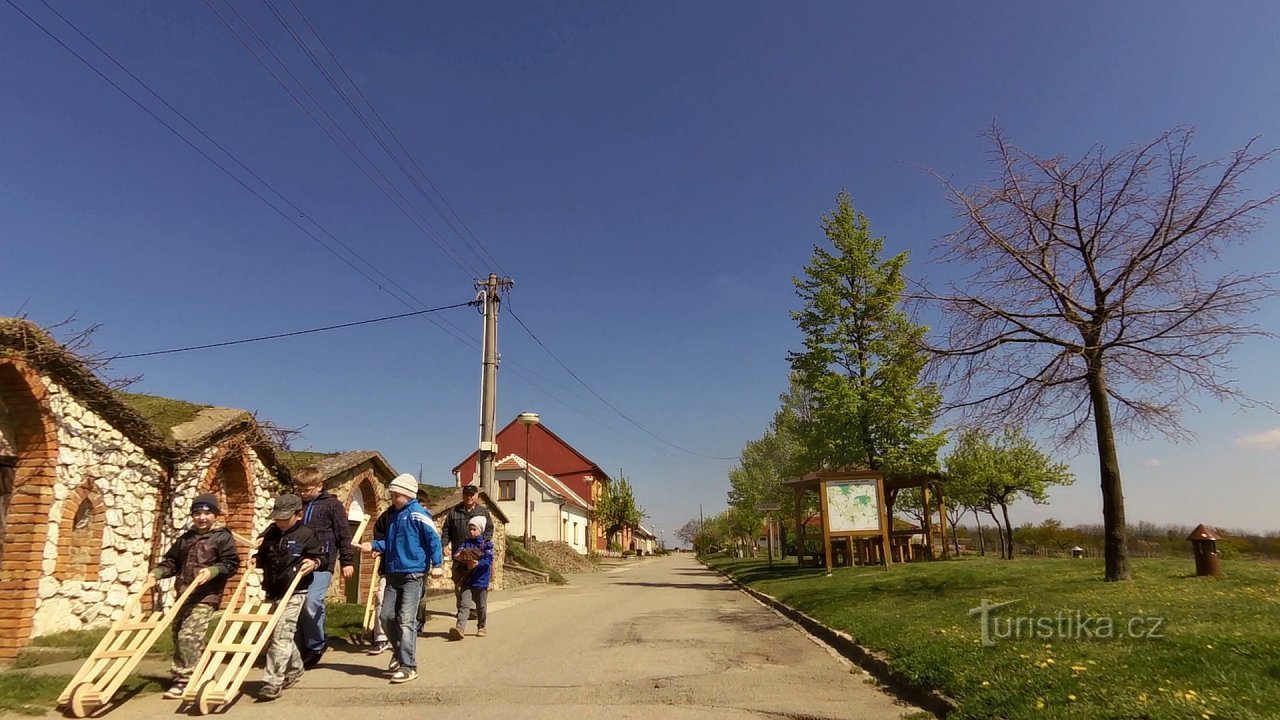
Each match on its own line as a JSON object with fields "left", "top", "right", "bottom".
{"left": 198, "top": 444, "right": 256, "bottom": 563}
{"left": 0, "top": 359, "right": 58, "bottom": 658}
{"left": 55, "top": 483, "right": 106, "bottom": 581}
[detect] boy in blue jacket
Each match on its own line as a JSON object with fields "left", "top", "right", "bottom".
{"left": 449, "top": 515, "right": 493, "bottom": 640}
{"left": 360, "top": 474, "right": 442, "bottom": 684}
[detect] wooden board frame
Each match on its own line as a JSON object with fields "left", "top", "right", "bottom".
{"left": 57, "top": 577, "right": 204, "bottom": 717}
{"left": 179, "top": 566, "right": 306, "bottom": 714}
{"left": 817, "top": 470, "right": 891, "bottom": 575}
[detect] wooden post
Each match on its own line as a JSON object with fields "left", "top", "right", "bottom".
{"left": 920, "top": 481, "right": 933, "bottom": 560}
{"left": 876, "top": 474, "right": 892, "bottom": 568}
{"left": 936, "top": 484, "right": 950, "bottom": 559}
{"left": 819, "top": 481, "right": 833, "bottom": 575}
{"left": 793, "top": 486, "right": 804, "bottom": 567}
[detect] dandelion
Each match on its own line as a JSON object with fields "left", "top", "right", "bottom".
{"left": 1138, "top": 693, "right": 1149, "bottom": 705}
{"left": 1070, "top": 665, "right": 1088, "bottom": 672}
{"left": 981, "top": 681, "right": 990, "bottom": 687}
{"left": 1035, "top": 698, "right": 1046, "bottom": 710}
{"left": 1067, "top": 694, "right": 1077, "bottom": 702}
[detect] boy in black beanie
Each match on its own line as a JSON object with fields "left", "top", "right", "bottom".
{"left": 151, "top": 493, "right": 240, "bottom": 699}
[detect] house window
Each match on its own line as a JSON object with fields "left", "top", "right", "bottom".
{"left": 498, "top": 480, "right": 515, "bottom": 501}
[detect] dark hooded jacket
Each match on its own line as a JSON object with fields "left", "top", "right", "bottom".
{"left": 153, "top": 526, "right": 239, "bottom": 608}
{"left": 301, "top": 490, "right": 354, "bottom": 573}
{"left": 255, "top": 521, "right": 326, "bottom": 601}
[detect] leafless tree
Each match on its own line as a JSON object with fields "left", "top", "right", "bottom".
{"left": 922, "top": 126, "right": 1280, "bottom": 581}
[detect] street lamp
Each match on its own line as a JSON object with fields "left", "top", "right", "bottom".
{"left": 516, "top": 412, "right": 540, "bottom": 547}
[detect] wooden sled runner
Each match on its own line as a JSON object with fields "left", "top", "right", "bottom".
{"left": 362, "top": 554, "right": 382, "bottom": 635}
{"left": 57, "top": 577, "right": 203, "bottom": 718}
{"left": 179, "top": 568, "right": 305, "bottom": 715}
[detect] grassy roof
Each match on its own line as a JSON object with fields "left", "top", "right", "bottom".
{"left": 419, "top": 483, "right": 456, "bottom": 505}
{"left": 115, "top": 392, "right": 211, "bottom": 440}
{"left": 277, "top": 450, "right": 341, "bottom": 473}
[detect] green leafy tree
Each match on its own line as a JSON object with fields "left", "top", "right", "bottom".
{"left": 596, "top": 476, "right": 646, "bottom": 545}
{"left": 789, "top": 192, "right": 944, "bottom": 477}
{"left": 944, "top": 427, "right": 1074, "bottom": 559}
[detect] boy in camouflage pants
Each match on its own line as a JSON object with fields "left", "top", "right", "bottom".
{"left": 255, "top": 494, "right": 324, "bottom": 700}
{"left": 151, "top": 493, "right": 240, "bottom": 699}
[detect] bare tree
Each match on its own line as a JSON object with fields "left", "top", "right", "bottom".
{"left": 924, "top": 127, "right": 1280, "bottom": 581}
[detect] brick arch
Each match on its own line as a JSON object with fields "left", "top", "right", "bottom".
{"left": 55, "top": 484, "right": 106, "bottom": 582}
{"left": 352, "top": 475, "right": 380, "bottom": 522}
{"left": 0, "top": 359, "right": 59, "bottom": 659}
{"left": 199, "top": 447, "right": 255, "bottom": 560}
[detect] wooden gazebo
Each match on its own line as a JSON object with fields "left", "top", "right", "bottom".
{"left": 785, "top": 468, "right": 949, "bottom": 575}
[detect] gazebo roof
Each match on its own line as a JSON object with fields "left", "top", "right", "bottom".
{"left": 784, "top": 467, "right": 942, "bottom": 491}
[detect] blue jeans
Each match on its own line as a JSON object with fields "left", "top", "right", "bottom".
{"left": 380, "top": 573, "right": 423, "bottom": 670}
{"left": 295, "top": 570, "right": 333, "bottom": 653}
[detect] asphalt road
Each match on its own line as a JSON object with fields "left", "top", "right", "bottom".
{"left": 92, "top": 555, "right": 922, "bottom": 719}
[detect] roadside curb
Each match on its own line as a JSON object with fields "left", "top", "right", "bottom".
{"left": 702, "top": 560, "right": 957, "bottom": 719}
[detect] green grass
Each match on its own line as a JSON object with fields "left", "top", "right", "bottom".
{"left": 324, "top": 602, "right": 368, "bottom": 641}
{"left": 114, "top": 392, "right": 209, "bottom": 438}
{"left": 0, "top": 671, "right": 166, "bottom": 716}
{"left": 707, "top": 555, "right": 1280, "bottom": 720}
{"left": 505, "top": 537, "right": 567, "bottom": 584}
{"left": 277, "top": 450, "right": 341, "bottom": 473}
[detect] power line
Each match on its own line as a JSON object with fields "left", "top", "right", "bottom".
{"left": 203, "top": 0, "right": 483, "bottom": 279}
{"left": 505, "top": 304, "right": 740, "bottom": 461}
{"left": 280, "top": 0, "right": 509, "bottom": 277}
{"left": 15, "top": 0, "right": 480, "bottom": 352}
{"left": 115, "top": 301, "right": 477, "bottom": 358}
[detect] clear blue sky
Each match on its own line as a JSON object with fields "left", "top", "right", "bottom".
{"left": 4, "top": 2, "right": 1279, "bottom": 541}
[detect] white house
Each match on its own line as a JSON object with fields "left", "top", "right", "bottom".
{"left": 493, "top": 454, "right": 592, "bottom": 554}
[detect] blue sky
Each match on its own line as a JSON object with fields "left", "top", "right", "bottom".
{"left": 4, "top": 2, "right": 1279, "bottom": 542}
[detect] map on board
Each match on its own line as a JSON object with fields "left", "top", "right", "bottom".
{"left": 824, "top": 479, "right": 881, "bottom": 533}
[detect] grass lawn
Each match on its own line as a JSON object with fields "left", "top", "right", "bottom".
{"left": 0, "top": 671, "right": 166, "bottom": 716}
{"left": 707, "top": 555, "right": 1280, "bottom": 720}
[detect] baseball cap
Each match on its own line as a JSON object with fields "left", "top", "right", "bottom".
{"left": 270, "top": 494, "right": 304, "bottom": 519}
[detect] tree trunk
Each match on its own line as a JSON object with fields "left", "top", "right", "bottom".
{"left": 1000, "top": 502, "right": 1014, "bottom": 559}
{"left": 973, "top": 509, "right": 986, "bottom": 556}
{"left": 1086, "top": 354, "right": 1132, "bottom": 581}
{"left": 952, "top": 515, "right": 961, "bottom": 556}
{"left": 987, "top": 508, "right": 1004, "bottom": 557}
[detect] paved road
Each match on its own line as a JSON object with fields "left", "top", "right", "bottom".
{"left": 92, "top": 555, "right": 921, "bottom": 719}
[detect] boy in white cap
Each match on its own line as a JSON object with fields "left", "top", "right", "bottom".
{"left": 361, "top": 473, "right": 442, "bottom": 683}
{"left": 449, "top": 515, "right": 494, "bottom": 640}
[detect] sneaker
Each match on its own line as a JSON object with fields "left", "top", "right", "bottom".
{"left": 162, "top": 682, "right": 187, "bottom": 700}
{"left": 366, "top": 640, "right": 390, "bottom": 655}
{"left": 259, "top": 684, "right": 281, "bottom": 701}
{"left": 449, "top": 627, "right": 464, "bottom": 641}
{"left": 389, "top": 668, "right": 418, "bottom": 684}
{"left": 282, "top": 673, "right": 303, "bottom": 690}
{"left": 388, "top": 656, "right": 401, "bottom": 672}
{"left": 476, "top": 628, "right": 487, "bottom": 638}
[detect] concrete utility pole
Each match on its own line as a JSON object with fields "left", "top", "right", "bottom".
{"left": 476, "top": 273, "right": 513, "bottom": 497}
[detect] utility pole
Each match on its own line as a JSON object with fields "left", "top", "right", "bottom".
{"left": 476, "top": 273, "right": 513, "bottom": 497}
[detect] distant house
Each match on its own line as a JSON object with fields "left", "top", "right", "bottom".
{"left": 632, "top": 525, "right": 657, "bottom": 555}
{"left": 278, "top": 450, "right": 396, "bottom": 603}
{"left": 493, "top": 454, "right": 593, "bottom": 554}
{"left": 423, "top": 488, "right": 510, "bottom": 591}
{"left": 453, "top": 417, "right": 614, "bottom": 551}
{"left": 0, "top": 318, "right": 287, "bottom": 658}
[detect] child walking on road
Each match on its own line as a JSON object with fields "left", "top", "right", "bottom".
{"left": 256, "top": 494, "right": 325, "bottom": 700}
{"left": 449, "top": 516, "right": 493, "bottom": 640}
{"left": 152, "top": 494, "right": 240, "bottom": 699}
{"left": 362, "top": 474, "right": 443, "bottom": 684}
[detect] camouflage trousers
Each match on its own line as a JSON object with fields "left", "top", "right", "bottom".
{"left": 261, "top": 593, "right": 306, "bottom": 687}
{"left": 170, "top": 603, "right": 214, "bottom": 679}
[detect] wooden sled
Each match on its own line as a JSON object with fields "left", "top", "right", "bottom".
{"left": 179, "top": 568, "right": 305, "bottom": 714}
{"left": 57, "top": 577, "right": 203, "bottom": 718}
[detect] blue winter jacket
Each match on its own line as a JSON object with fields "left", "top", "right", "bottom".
{"left": 370, "top": 499, "right": 443, "bottom": 574}
{"left": 456, "top": 536, "right": 494, "bottom": 589}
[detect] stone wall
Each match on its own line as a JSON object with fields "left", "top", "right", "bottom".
{"left": 30, "top": 379, "right": 166, "bottom": 636}
{"left": 323, "top": 462, "right": 390, "bottom": 603}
